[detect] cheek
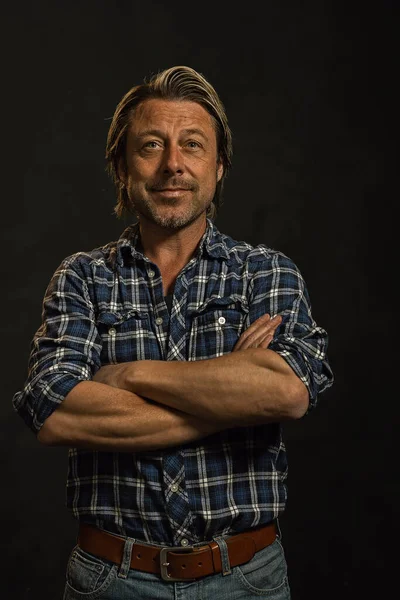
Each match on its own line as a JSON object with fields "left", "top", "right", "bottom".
{"left": 127, "top": 156, "right": 158, "bottom": 179}
{"left": 201, "top": 167, "right": 219, "bottom": 190}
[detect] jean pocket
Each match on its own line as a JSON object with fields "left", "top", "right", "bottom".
{"left": 234, "top": 538, "right": 290, "bottom": 597}
{"left": 65, "top": 545, "right": 117, "bottom": 598}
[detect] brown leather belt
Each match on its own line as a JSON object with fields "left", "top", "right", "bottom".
{"left": 77, "top": 521, "right": 277, "bottom": 581}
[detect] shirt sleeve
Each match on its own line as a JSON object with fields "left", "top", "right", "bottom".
{"left": 247, "top": 250, "right": 334, "bottom": 411}
{"left": 12, "top": 255, "right": 103, "bottom": 435}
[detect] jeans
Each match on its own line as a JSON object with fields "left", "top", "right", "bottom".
{"left": 63, "top": 534, "right": 291, "bottom": 599}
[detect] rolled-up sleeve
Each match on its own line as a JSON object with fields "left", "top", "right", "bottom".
{"left": 12, "top": 255, "right": 102, "bottom": 434}
{"left": 248, "top": 251, "right": 334, "bottom": 411}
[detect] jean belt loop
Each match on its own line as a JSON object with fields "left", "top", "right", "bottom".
{"left": 275, "top": 518, "right": 282, "bottom": 540}
{"left": 117, "top": 537, "right": 135, "bottom": 579}
{"left": 213, "top": 535, "right": 232, "bottom": 576}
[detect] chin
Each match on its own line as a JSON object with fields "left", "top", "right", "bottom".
{"left": 150, "top": 205, "right": 207, "bottom": 230}
{"left": 154, "top": 214, "right": 198, "bottom": 230}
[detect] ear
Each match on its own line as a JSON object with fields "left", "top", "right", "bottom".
{"left": 217, "top": 160, "right": 224, "bottom": 183}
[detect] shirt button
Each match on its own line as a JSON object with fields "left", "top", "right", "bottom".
{"left": 218, "top": 316, "right": 226, "bottom": 325}
{"left": 148, "top": 270, "right": 155, "bottom": 278}
{"left": 108, "top": 327, "right": 116, "bottom": 335}
{"left": 180, "top": 538, "right": 189, "bottom": 547}
{"left": 170, "top": 484, "right": 179, "bottom": 492}
{"left": 155, "top": 317, "right": 163, "bottom": 325}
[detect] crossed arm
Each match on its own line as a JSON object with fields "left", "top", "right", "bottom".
{"left": 38, "top": 314, "right": 309, "bottom": 452}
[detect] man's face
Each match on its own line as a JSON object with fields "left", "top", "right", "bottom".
{"left": 119, "top": 99, "right": 223, "bottom": 231}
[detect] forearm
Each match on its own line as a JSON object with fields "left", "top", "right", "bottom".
{"left": 120, "top": 348, "right": 309, "bottom": 425}
{"left": 37, "top": 380, "right": 225, "bottom": 452}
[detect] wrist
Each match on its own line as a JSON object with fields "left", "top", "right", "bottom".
{"left": 122, "top": 360, "right": 140, "bottom": 392}
{"left": 128, "top": 359, "right": 175, "bottom": 400}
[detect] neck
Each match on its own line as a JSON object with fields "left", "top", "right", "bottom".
{"left": 139, "top": 216, "right": 208, "bottom": 269}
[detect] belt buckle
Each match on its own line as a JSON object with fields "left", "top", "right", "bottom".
{"left": 159, "top": 545, "right": 196, "bottom": 582}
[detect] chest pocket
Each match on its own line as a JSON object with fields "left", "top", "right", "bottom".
{"left": 96, "top": 309, "right": 154, "bottom": 364}
{"left": 188, "top": 296, "right": 248, "bottom": 360}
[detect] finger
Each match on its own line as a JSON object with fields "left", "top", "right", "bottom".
{"left": 258, "top": 333, "right": 274, "bottom": 349}
{"left": 234, "top": 331, "right": 274, "bottom": 352}
{"left": 235, "top": 315, "right": 282, "bottom": 350}
{"left": 235, "top": 325, "right": 271, "bottom": 350}
{"left": 238, "top": 314, "right": 271, "bottom": 342}
{"left": 251, "top": 334, "right": 273, "bottom": 349}
{"left": 240, "top": 315, "right": 282, "bottom": 341}
{"left": 235, "top": 328, "right": 275, "bottom": 350}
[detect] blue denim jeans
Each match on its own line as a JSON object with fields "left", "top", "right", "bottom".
{"left": 63, "top": 533, "right": 291, "bottom": 599}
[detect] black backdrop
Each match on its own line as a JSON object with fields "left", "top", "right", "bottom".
{"left": 2, "top": 2, "right": 397, "bottom": 598}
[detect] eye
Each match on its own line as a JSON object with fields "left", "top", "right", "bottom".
{"left": 143, "top": 141, "right": 161, "bottom": 149}
{"left": 186, "top": 140, "right": 201, "bottom": 150}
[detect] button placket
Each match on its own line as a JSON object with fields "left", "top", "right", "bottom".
{"left": 163, "top": 453, "right": 193, "bottom": 545}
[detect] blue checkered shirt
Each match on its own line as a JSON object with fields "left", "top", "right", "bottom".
{"left": 13, "top": 219, "right": 333, "bottom": 545}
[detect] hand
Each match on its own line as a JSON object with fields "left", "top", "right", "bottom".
{"left": 233, "top": 313, "right": 282, "bottom": 351}
{"left": 93, "top": 363, "right": 128, "bottom": 388}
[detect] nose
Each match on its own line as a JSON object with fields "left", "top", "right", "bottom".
{"left": 162, "top": 144, "right": 184, "bottom": 175}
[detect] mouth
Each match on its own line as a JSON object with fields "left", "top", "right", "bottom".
{"left": 152, "top": 188, "right": 191, "bottom": 197}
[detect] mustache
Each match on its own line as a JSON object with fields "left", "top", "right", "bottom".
{"left": 147, "top": 178, "right": 197, "bottom": 191}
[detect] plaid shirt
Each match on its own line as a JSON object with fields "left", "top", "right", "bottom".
{"left": 13, "top": 219, "right": 333, "bottom": 546}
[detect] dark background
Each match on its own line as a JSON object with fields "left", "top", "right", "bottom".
{"left": 1, "top": 1, "right": 397, "bottom": 598}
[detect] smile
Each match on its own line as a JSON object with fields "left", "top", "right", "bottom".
{"left": 153, "top": 189, "right": 190, "bottom": 197}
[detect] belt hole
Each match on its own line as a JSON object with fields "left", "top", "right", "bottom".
{"left": 182, "top": 564, "right": 186, "bottom": 569}
{"left": 137, "top": 553, "right": 141, "bottom": 559}
{"left": 198, "top": 562, "right": 202, "bottom": 566}
{"left": 152, "top": 557, "right": 156, "bottom": 561}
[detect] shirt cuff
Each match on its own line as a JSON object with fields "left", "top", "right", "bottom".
{"left": 12, "top": 370, "right": 91, "bottom": 435}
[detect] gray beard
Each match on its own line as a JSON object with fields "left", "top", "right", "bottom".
{"left": 132, "top": 197, "right": 211, "bottom": 231}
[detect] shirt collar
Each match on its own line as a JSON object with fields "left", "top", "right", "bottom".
{"left": 115, "top": 218, "right": 230, "bottom": 267}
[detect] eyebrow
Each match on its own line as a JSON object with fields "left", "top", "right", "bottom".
{"left": 135, "top": 128, "right": 209, "bottom": 141}
{"left": 181, "top": 128, "right": 209, "bottom": 141}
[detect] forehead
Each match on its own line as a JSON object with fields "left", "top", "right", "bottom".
{"left": 129, "top": 99, "right": 216, "bottom": 137}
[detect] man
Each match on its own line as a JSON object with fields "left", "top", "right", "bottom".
{"left": 13, "top": 65, "right": 334, "bottom": 599}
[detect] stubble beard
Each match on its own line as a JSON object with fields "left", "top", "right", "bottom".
{"left": 128, "top": 190, "right": 212, "bottom": 231}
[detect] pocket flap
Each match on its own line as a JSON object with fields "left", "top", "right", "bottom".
{"left": 96, "top": 308, "right": 147, "bottom": 326}
{"left": 193, "top": 294, "right": 249, "bottom": 316}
